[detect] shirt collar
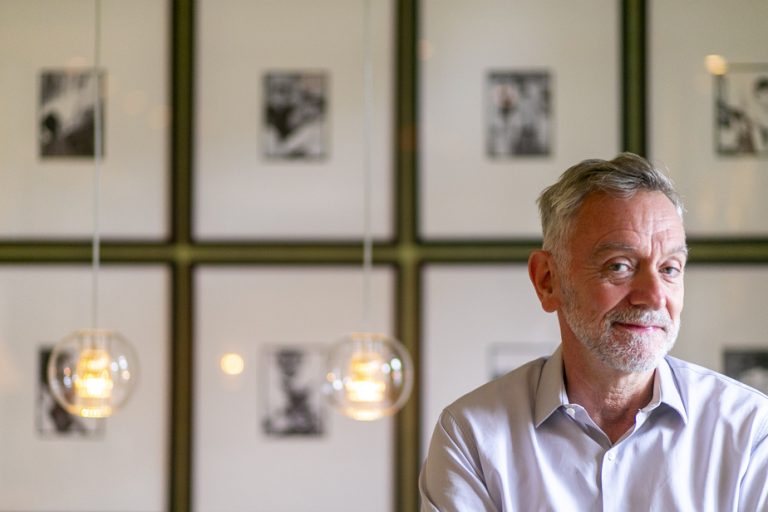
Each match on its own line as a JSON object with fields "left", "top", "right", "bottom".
{"left": 655, "top": 356, "right": 688, "bottom": 424}
{"left": 533, "top": 346, "right": 689, "bottom": 427}
{"left": 533, "top": 346, "right": 567, "bottom": 427}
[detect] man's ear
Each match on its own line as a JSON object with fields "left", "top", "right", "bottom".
{"left": 528, "top": 250, "right": 560, "bottom": 313}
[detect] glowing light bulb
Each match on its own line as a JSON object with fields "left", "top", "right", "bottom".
{"left": 220, "top": 353, "right": 245, "bottom": 376}
{"left": 706, "top": 54, "right": 728, "bottom": 76}
{"left": 345, "top": 352, "right": 387, "bottom": 403}
{"left": 325, "top": 332, "right": 413, "bottom": 421}
{"left": 75, "top": 349, "right": 113, "bottom": 396}
{"left": 48, "top": 329, "right": 138, "bottom": 418}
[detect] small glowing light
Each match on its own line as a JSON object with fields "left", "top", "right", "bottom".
{"left": 80, "top": 406, "right": 111, "bottom": 418}
{"left": 705, "top": 54, "right": 728, "bottom": 76}
{"left": 75, "top": 349, "right": 114, "bottom": 399}
{"left": 345, "top": 352, "right": 387, "bottom": 402}
{"left": 48, "top": 329, "right": 138, "bottom": 418}
{"left": 325, "top": 332, "right": 413, "bottom": 421}
{"left": 70, "top": 348, "right": 116, "bottom": 418}
{"left": 220, "top": 353, "right": 245, "bottom": 376}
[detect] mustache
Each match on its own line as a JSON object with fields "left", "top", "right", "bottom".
{"left": 605, "top": 308, "right": 673, "bottom": 330}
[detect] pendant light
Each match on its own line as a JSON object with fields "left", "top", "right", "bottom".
{"left": 324, "top": 0, "right": 413, "bottom": 421}
{"left": 47, "top": 0, "right": 138, "bottom": 419}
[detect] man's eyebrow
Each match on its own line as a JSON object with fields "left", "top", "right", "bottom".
{"left": 593, "top": 242, "right": 635, "bottom": 255}
{"left": 673, "top": 245, "right": 690, "bottom": 259}
{"left": 593, "top": 242, "right": 689, "bottom": 258}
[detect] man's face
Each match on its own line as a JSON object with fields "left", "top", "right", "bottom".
{"left": 554, "top": 191, "right": 687, "bottom": 373}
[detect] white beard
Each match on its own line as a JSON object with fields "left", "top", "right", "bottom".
{"left": 561, "top": 282, "right": 679, "bottom": 373}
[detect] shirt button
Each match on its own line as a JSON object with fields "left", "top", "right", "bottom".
{"left": 565, "top": 407, "right": 576, "bottom": 418}
{"left": 606, "top": 453, "right": 615, "bottom": 462}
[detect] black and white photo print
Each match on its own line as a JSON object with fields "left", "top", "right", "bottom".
{"left": 486, "top": 70, "right": 551, "bottom": 158}
{"left": 263, "top": 72, "right": 327, "bottom": 160}
{"left": 261, "top": 345, "right": 324, "bottom": 437}
{"left": 39, "top": 69, "right": 105, "bottom": 158}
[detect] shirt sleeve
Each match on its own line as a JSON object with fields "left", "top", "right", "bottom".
{"left": 738, "top": 418, "right": 768, "bottom": 511}
{"left": 419, "top": 409, "right": 499, "bottom": 512}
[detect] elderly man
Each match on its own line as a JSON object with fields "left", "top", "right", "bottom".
{"left": 419, "top": 153, "right": 768, "bottom": 510}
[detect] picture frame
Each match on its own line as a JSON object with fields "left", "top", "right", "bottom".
{"left": 649, "top": 0, "right": 768, "bottom": 236}
{"left": 418, "top": 0, "right": 620, "bottom": 240}
{"left": 263, "top": 71, "right": 329, "bottom": 161}
{"left": 38, "top": 68, "right": 106, "bottom": 158}
{"left": 260, "top": 343, "right": 326, "bottom": 437}
{"left": 193, "top": 265, "right": 396, "bottom": 512}
{"left": 714, "top": 63, "right": 768, "bottom": 157}
{"left": 723, "top": 349, "right": 768, "bottom": 394}
{"left": 420, "top": 264, "right": 559, "bottom": 457}
{"left": 194, "top": 0, "right": 395, "bottom": 241}
{"left": 0, "top": 265, "right": 170, "bottom": 512}
{"left": 0, "top": 0, "right": 170, "bottom": 240}
{"left": 486, "top": 70, "right": 552, "bottom": 158}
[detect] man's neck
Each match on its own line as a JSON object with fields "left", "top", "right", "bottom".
{"left": 561, "top": 342, "right": 656, "bottom": 444}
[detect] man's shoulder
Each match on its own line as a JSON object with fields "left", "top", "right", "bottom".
{"left": 665, "top": 355, "right": 768, "bottom": 413}
{"left": 666, "top": 356, "right": 767, "bottom": 393}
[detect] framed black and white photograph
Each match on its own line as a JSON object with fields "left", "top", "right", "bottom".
{"left": 261, "top": 344, "right": 325, "bottom": 437}
{"left": 263, "top": 71, "right": 328, "bottom": 160}
{"left": 724, "top": 349, "right": 768, "bottom": 394}
{"left": 419, "top": 0, "right": 620, "bottom": 239}
{"left": 195, "top": 0, "right": 394, "bottom": 241}
{"left": 194, "top": 265, "right": 395, "bottom": 512}
{"left": 36, "top": 346, "right": 104, "bottom": 438}
{"left": 486, "top": 70, "right": 551, "bottom": 158}
{"left": 715, "top": 64, "right": 768, "bottom": 156}
{"left": 39, "top": 69, "right": 105, "bottom": 158}
{"left": 0, "top": 265, "right": 170, "bottom": 511}
{"left": 0, "top": 0, "right": 170, "bottom": 240}
{"left": 649, "top": 0, "right": 768, "bottom": 236}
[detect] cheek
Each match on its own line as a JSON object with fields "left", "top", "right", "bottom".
{"left": 590, "top": 285, "right": 628, "bottom": 315}
{"left": 668, "top": 286, "right": 684, "bottom": 319}
{"left": 570, "top": 286, "right": 621, "bottom": 325}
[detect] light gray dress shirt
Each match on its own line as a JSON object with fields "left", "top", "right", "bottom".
{"left": 420, "top": 347, "right": 768, "bottom": 511}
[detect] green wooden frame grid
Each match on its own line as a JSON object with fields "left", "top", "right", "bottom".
{"left": 2, "top": 1, "right": 768, "bottom": 511}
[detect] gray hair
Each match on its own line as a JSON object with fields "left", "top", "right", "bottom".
{"left": 537, "top": 152, "right": 684, "bottom": 256}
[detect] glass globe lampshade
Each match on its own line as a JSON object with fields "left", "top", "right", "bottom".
{"left": 47, "top": 328, "right": 138, "bottom": 418}
{"left": 325, "top": 331, "right": 413, "bottom": 421}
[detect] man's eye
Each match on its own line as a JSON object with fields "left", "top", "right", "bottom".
{"left": 607, "top": 262, "right": 631, "bottom": 273}
{"left": 660, "top": 266, "right": 682, "bottom": 277}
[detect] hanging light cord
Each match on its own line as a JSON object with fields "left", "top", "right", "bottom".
{"left": 361, "top": 0, "right": 373, "bottom": 332}
{"left": 91, "top": 0, "right": 102, "bottom": 329}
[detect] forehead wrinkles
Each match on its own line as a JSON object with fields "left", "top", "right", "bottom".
{"left": 571, "top": 193, "right": 684, "bottom": 246}
{"left": 591, "top": 239, "right": 689, "bottom": 262}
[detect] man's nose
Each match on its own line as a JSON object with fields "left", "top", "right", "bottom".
{"left": 628, "top": 268, "right": 666, "bottom": 310}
